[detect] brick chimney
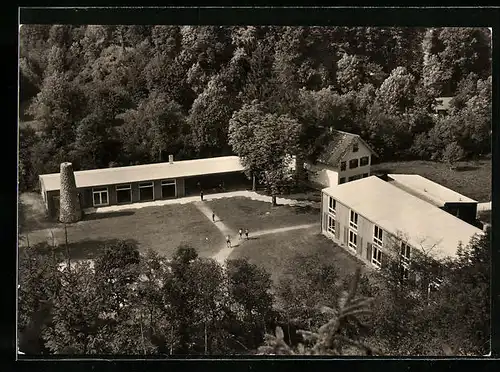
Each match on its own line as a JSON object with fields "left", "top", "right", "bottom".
{"left": 169, "top": 155, "right": 174, "bottom": 164}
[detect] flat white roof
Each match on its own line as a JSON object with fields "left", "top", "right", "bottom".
{"left": 388, "top": 174, "right": 477, "bottom": 206}
{"left": 40, "top": 156, "right": 245, "bottom": 192}
{"left": 323, "top": 176, "right": 483, "bottom": 260}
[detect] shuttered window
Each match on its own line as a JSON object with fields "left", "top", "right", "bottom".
{"left": 374, "top": 225, "right": 383, "bottom": 248}
{"left": 327, "top": 215, "right": 335, "bottom": 235}
{"left": 348, "top": 230, "right": 357, "bottom": 251}
{"left": 372, "top": 246, "right": 382, "bottom": 269}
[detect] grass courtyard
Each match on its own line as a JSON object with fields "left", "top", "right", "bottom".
{"left": 372, "top": 158, "right": 492, "bottom": 202}
{"left": 18, "top": 192, "right": 363, "bottom": 286}
{"left": 206, "top": 197, "right": 320, "bottom": 233}
{"left": 226, "top": 227, "right": 365, "bottom": 284}
{"left": 19, "top": 200, "right": 225, "bottom": 260}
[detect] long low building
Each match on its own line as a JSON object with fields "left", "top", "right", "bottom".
{"left": 320, "top": 176, "right": 483, "bottom": 272}
{"left": 386, "top": 173, "right": 479, "bottom": 226}
{"left": 39, "top": 156, "right": 246, "bottom": 217}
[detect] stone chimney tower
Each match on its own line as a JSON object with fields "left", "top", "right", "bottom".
{"left": 59, "top": 162, "right": 82, "bottom": 223}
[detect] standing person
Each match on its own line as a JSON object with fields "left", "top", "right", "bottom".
{"left": 212, "top": 212, "right": 215, "bottom": 222}
{"left": 239, "top": 228, "right": 243, "bottom": 240}
{"left": 200, "top": 190, "right": 204, "bottom": 201}
{"left": 226, "top": 235, "right": 231, "bottom": 248}
{"left": 245, "top": 228, "right": 249, "bottom": 240}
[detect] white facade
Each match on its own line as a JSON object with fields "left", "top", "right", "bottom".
{"left": 320, "top": 176, "right": 484, "bottom": 270}
{"left": 307, "top": 138, "right": 373, "bottom": 188}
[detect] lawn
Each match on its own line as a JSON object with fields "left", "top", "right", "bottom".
{"left": 206, "top": 197, "right": 320, "bottom": 233}
{"left": 477, "top": 210, "right": 491, "bottom": 224}
{"left": 372, "top": 158, "right": 492, "bottom": 202}
{"left": 19, "top": 193, "right": 59, "bottom": 233}
{"left": 18, "top": 201, "right": 225, "bottom": 260}
{"left": 226, "top": 227, "right": 366, "bottom": 284}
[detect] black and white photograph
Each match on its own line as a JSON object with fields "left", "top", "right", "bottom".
{"left": 17, "top": 8, "right": 492, "bottom": 358}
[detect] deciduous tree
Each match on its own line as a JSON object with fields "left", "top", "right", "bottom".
{"left": 228, "top": 103, "right": 302, "bottom": 205}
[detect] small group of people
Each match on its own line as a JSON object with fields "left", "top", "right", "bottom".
{"left": 225, "top": 228, "right": 249, "bottom": 248}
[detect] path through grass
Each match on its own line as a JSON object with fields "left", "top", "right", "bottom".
{"left": 206, "top": 197, "right": 320, "bottom": 233}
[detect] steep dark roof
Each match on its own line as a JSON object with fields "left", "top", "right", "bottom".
{"left": 316, "top": 130, "right": 376, "bottom": 167}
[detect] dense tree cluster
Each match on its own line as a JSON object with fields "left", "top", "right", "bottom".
{"left": 18, "top": 242, "right": 277, "bottom": 355}
{"left": 19, "top": 26, "right": 492, "bottom": 192}
{"left": 18, "top": 228, "right": 489, "bottom": 356}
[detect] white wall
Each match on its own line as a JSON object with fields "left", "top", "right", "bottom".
{"left": 339, "top": 141, "right": 372, "bottom": 182}
{"left": 306, "top": 163, "right": 339, "bottom": 187}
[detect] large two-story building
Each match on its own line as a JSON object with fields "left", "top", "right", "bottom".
{"left": 305, "top": 129, "right": 377, "bottom": 188}
{"left": 320, "top": 176, "right": 483, "bottom": 279}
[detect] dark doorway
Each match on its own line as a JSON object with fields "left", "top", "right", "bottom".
{"left": 184, "top": 172, "right": 251, "bottom": 196}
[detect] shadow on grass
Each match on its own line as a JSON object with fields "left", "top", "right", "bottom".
{"left": 83, "top": 210, "right": 136, "bottom": 221}
{"left": 293, "top": 205, "right": 316, "bottom": 214}
{"left": 25, "top": 238, "right": 141, "bottom": 261}
{"left": 454, "top": 165, "right": 480, "bottom": 172}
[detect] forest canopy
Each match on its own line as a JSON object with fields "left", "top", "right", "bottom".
{"left": 19, "top": 25, "right": 492, "bottom": 191}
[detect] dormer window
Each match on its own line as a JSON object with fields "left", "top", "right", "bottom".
{"left": 352, "top": 142, "right": 359, "bottom": 152}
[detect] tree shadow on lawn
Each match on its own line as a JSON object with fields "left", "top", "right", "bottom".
{"left": 454, "top": 165, "right": 480, "bottom": 172}
{"left": 292, "top": 205, "right": 318, "bottom": 214}
{"left": 27, "top": 238, "right": 141, "bottom": 261}
{"left": 83, "top": 210, "right": 136, "bottom": 221}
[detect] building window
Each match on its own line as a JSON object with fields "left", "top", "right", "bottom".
{"left": 328, "top": 197, "right": 336, "bottom": 215}
{"left": 360, "top": 156, "right": 369, "bottom": 166}
{"left": 362, "top": 173, "right": 369, "bottom": 178}
{"left": 92, "top": 187, "right": 109, "bottom": 207}
{"left": 327, "top": 215, "right": 335, "bottom": 235}
{"left": 339, "top": 177, "right": 346, "bottom": 184}
{"left": 161, "top": 179, "right": 176, "bottom": 199}
{"left": 340, "top": 161, "right": 346, "bottom": 171}
{"left": 139, "top": 182, "right": 154, "bottom": 201}
{"left": 429, "top": 277, "right": 443, "bottom": 290}
{"left": 372, "top": 246, "right": 382, "bottom": 268}
{"left": 349, "top": 159, "right": 359, "bottom": 169}
{"left": 402, "top": 266, "right": 410, "bottom": 280}
{"left": 116, "top": 184, "right": 132, "bottom": 204}
{"left": 350, "top": 210, "right": 358, "bottom": 230}
{"left": 348, "top": 230, "right": 357, "bottom": 251}
{"left": 352, "top": 142, "right": 359, "bottom": 152}
{"left": 373, "top": 225, "right": 383, "bottom": 248}
{"left": 400, "top": 242, "right": 411, "bottom": 267}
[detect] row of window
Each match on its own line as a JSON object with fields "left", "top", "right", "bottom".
{"left": 340, "top": 156, "right": 370, "bottom": 171}
{"left": 327, "top": 196, "right": 412, "bottom": 271}
{"left": 91, "top": 180, "right": 177, "bottom": 207}
{"left": 339, "top": 173, "right": 369, "bottom": 184}
{"left": 327, "top": 205, "right": 439, "bottom": 284}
